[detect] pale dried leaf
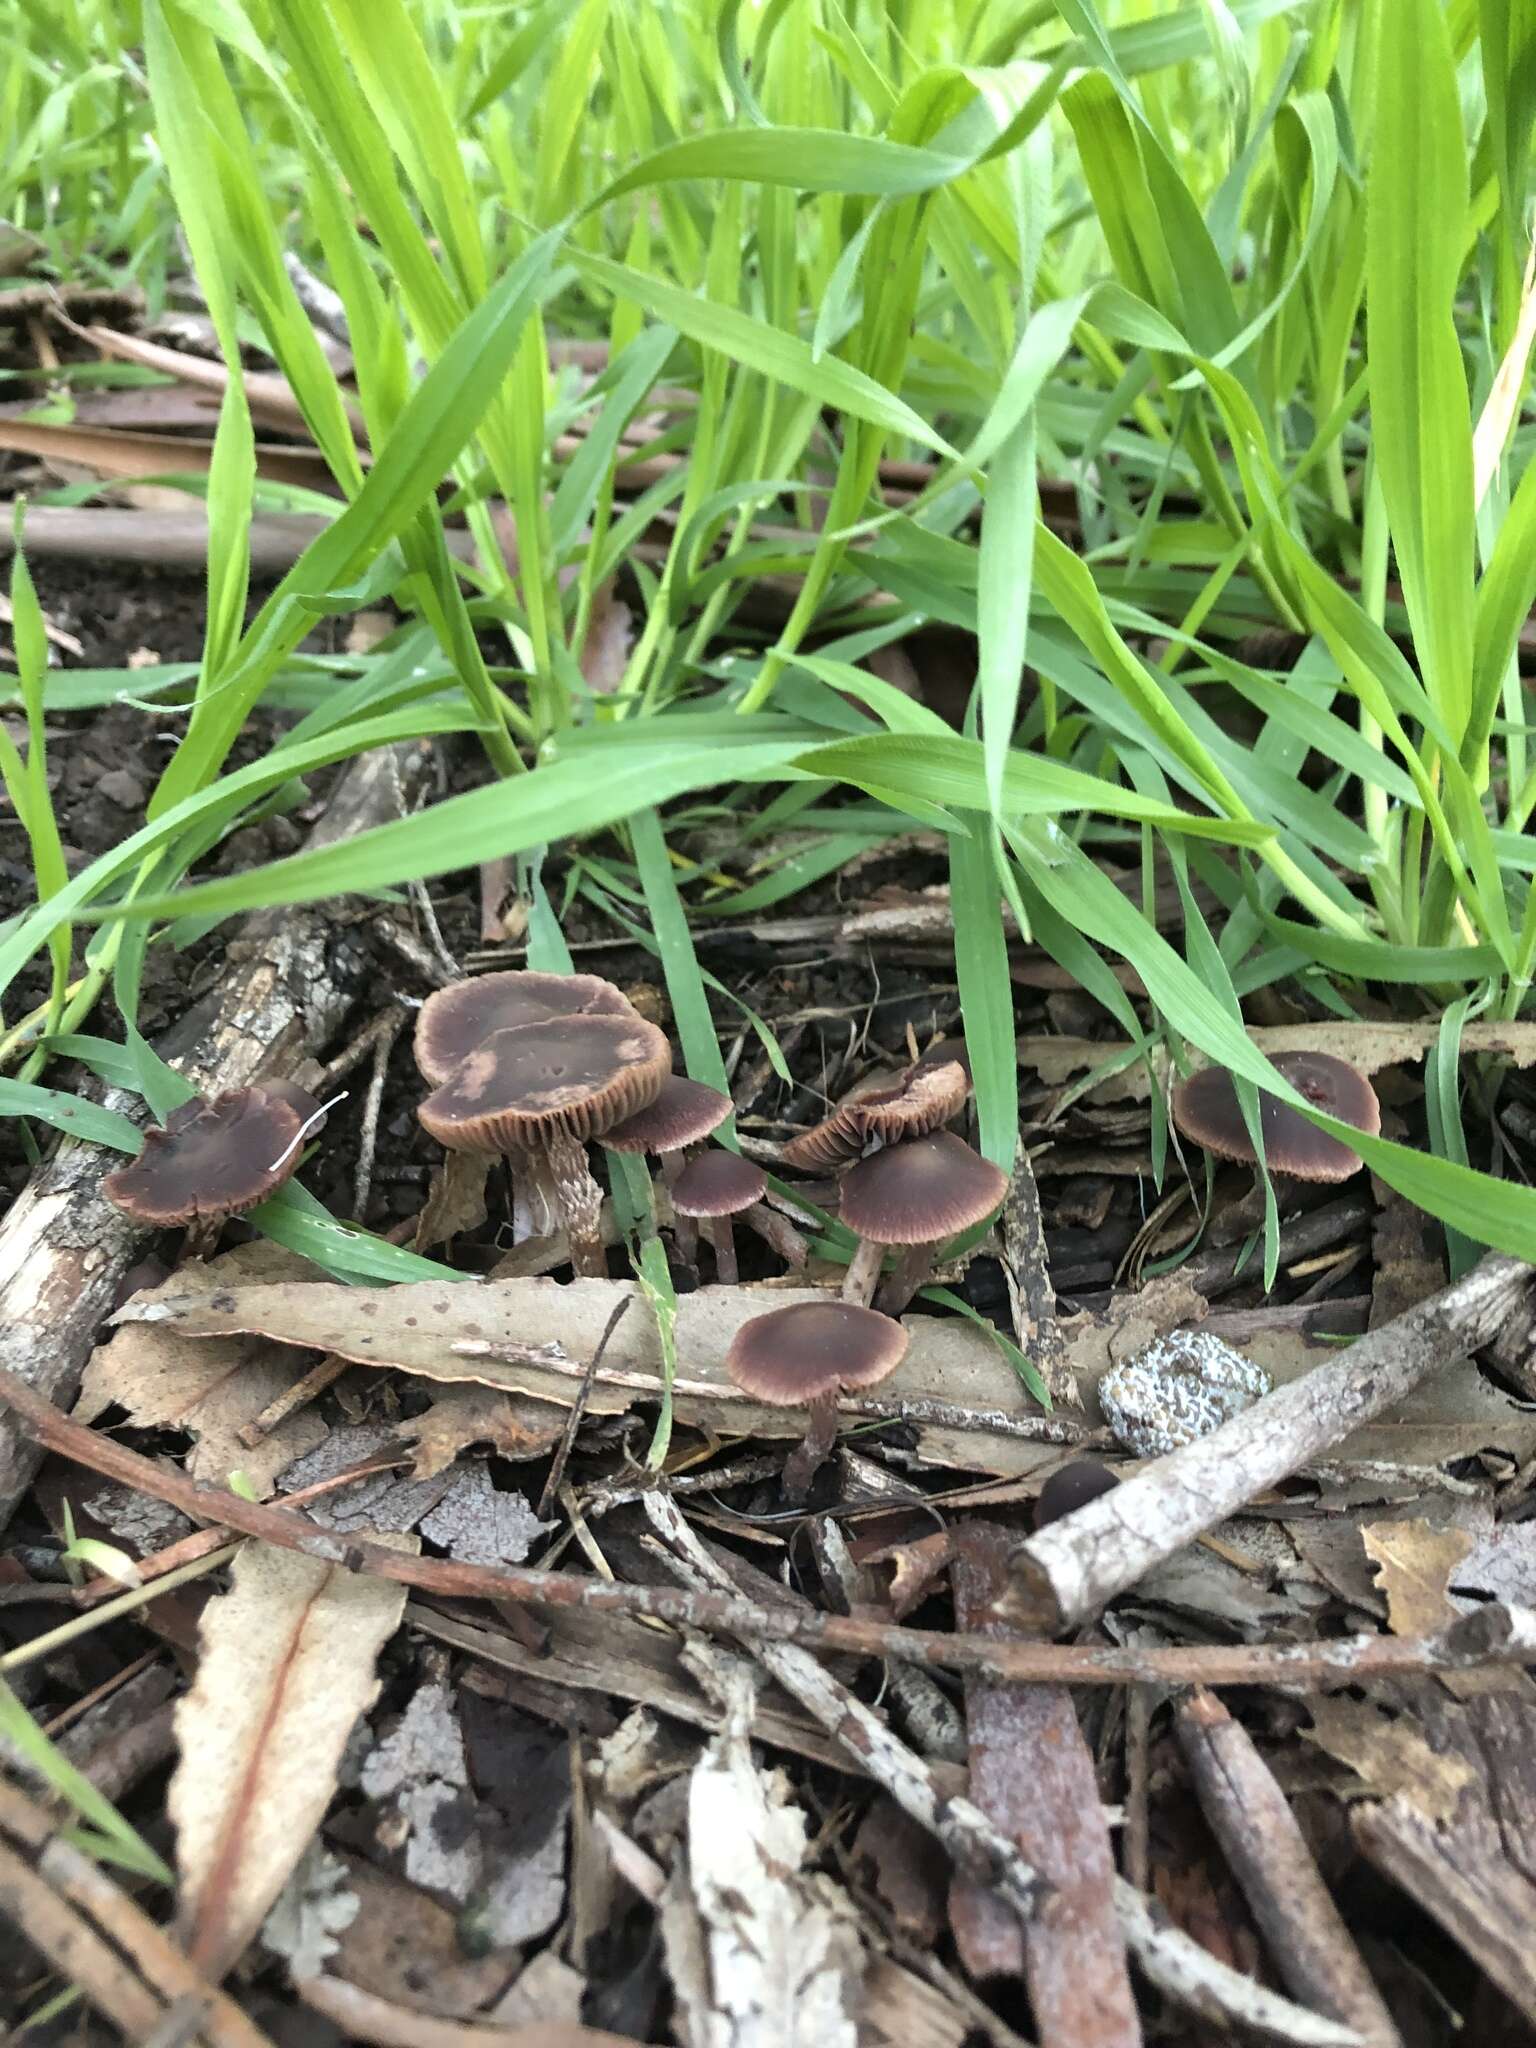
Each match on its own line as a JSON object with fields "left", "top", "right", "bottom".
{"left": 1018, "top": 1020, "right": 1536, "bottom": 1101}
{"left": 170, "top": 1537, "right": 412, "bottom": 1977}
{"left": 278, "top": 1422, "right": 452, "bottom": 1533}
{"left": 418, "top": 1462, "right": 554, "bottom": 1565}
{"left": 1362, "top": 1520, "right": 1475, "bottom": 1636}
{"left": 361, "top": 1679, "right": 479, "bottom": 1905}
{"left": 398, "top": 1383, "right": 566, "bottom": 1479}
{"left": 261, "top": 1841, "right": 359, "bottom": 1981}
{"left": 579, "top": 578, "right": 633, "bottom": 694}
{"left": 1302, "top": 1697, "right": 1475, "bottom": 1822}
{"left": 79, "top": 1244, "right": 327, "bottom": 1493}
{"left": 663, "top": 1657, "right": 861, "bottom": 2048}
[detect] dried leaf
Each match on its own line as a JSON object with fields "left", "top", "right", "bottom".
{"left": 397, "top": 1383, "right": 565, "bottom": 1479}
{"left": 415, "top": 1152, "right": 490, "bottom": 1256}
{"left": 324, "top": 1854, "right": 514, "bottom": 2017}
{"left": 661, "top": 1654, "right": 862, "bottom": 2048}
{"left": 417, "top": 1462, "right": 553, "bottom": 1565}
{"left": 278, "top": 1423, "right": 452, "bottom": 1533}
{"left": 1362, "top": 1520, "right": 1475, "bottom": 1636}
{"left": 170, "top": 1537, "right": 411, "bottom": 1977}
{"left": 579, "top": 577, "right": 633, "bottom": 694}
{"left": 361, "top": 1679, "right": 480, "bottom": 1905}
{"left": 1018, "top": 1019, "right": 1536, "bottom": 1101}
{"left": 1302, "top": 1697, "right": 1475, "bottom": 1822}
{"left": 78, "top": 1244, "right": 328, "bottom": 1493}
{"left": 261, "top": 1841, "right": 359, "bottom": 1981}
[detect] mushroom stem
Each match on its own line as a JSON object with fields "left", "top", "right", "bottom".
{"left": 876, "top": 1244, "right": 934, "bottom": 1319}
{"left": 842, "top": 1236, "right": 885, "bottom": 1306}
{"left": 543, "top": 1127, "right": 609, "bottom": 1280}
{"left": 783, "top": 1389, "right": 839, "bottom": 1503}
{"left": 741, "top": 1203, "right": 809, "bottom": 1269}
{"left": 182, "top": 1216, "right": 222, "bottom": 1264}
{"left": 706, "top": 1216, "right": 739, "bottom": 1285}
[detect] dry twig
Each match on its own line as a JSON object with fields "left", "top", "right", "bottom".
{"left": 1008, "top": 1254, "right": 1533, "bottom": 1630}
{"left": 1, "top": 1358, "right": 1533, "bottom": 1692}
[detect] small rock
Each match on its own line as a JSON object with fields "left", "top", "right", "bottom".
{"left": 1099, "top": 1329, "right": 1271, "bottom": 1457}
{"left": 96, "top": 768, "right": 145, "bottom": 810}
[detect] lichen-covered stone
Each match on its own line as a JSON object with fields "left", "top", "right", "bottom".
{"left": 1099, "top": 1329, "right": 1271, "bottom": 1457}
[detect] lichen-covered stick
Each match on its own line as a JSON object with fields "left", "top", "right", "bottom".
{"left": 1006, "top": 1252, "right": 1533, "bottom": 1632}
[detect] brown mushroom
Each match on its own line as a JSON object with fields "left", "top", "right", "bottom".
{"left": 103, "top": 1081, "right": 327, "bottom": 1258}
{"left": 782, "top": 1056, "right": 970, "bottom": 1173}
{"left": 414, "top": 970, "right": 638, "bottom": 1087}
{"left": 417, "top": 1013, "right": 670, "bottom": 1276}
{"left": 669, "top": 1149, "right": 767, "bottom": 1283}
{"left": 1032, "top": 1459, "right": 1120, "bottom": 1529}
{"left": 1172, "top": 1050, "right": 1380, "bottom": 1185}
{"left": 837, "top": 1129, "right": 1009, "bottom": 1312}
{"left": 725, "top": 1300, "right": 909, "bottom": 1499}
{"left": 602, "top": 1073, "right": 732, "bottom": 1156}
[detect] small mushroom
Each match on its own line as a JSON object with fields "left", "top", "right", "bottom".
{"left": 414, "top": 970, "right": 638, "bottom": 1087}
{"left": 417, "top": 1013, "right": 670, "bottom": 1277}
{"left": 782, "top": 1056, "right": 970, "bottom": 1173}
{"left": 837, "top": 1129, "right": 1009, "bottom": 1312}
{"left": 103, "top": 1080, "right": 326, "bottom": 1258}
{"left": 725, "top": 1300, "right": 909, "bottom": 1500}
{"left": 602, "top": 1073, "right": 733, "bottom": 1157}
{"left": 669, "top": 1150, "right": 767, "bottom": 1283}
{"left": 1032, "top": 1459, "right": 1120, "bottom": 1530}
{"left": 1172, "top": 1050, "right": 1380, "bottom": 1184}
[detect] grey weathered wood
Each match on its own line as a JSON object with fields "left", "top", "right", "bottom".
{"left": 0, "top": 740, "right": 434, "bottom": 1527}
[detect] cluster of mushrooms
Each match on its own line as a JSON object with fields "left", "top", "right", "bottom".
{"left": 100, "top": 975, "right": 1382, "bottom": 1502}
{"left": 405, "top": 973, "right": 1013, "bottom": 1497}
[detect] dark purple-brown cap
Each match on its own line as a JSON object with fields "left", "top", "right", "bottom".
{"left": 417, "top": 1007, "right": 671, "bottom": 1155}
{"left": 602, "top": 1074, "right": 732, "bottom": 1154}
{"left": 1033, "top": 1460, "right": 1120, "bottom": 1530}
{"left": 418, "top": 1013, "right": 670, "bottom": 1151}
{"left": 839, "top": 1130, "right": 1007, "bottom": 1245}
{"left": 782, "top": 1058, "right": 970, "bottom": 1173}
{"left": 414, "top": 971, "right": 637, "bottom": 1086}
{"left": 103, "top": 1082, "right": 324, "bottom": 1226}
{"left": 1172, "top": 1050, "right": 1380, "bottom": 1182}
{"left": 725, "top": 1301, "right": 909, "bottom": 1406}
{"left": 670, "top": 1149, "right": 767, "bottom": 1217}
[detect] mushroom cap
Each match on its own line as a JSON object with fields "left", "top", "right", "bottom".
{"left": 670, "top": 1149, "right": 767, "bottom": 1217}
{"left": 838, "top": 1130, "right": 1008, "bottom": 1245}
{"left": 417, "top": 1014, "right": 670, "bottom": 1152}
{"left": 602, "top": 1074, "right": 733, "bottom": 1154}
{"left": 1172, "top": 1050, "right": 1380, "bottom": 1182}
{"left": 414, "top": 971, "right": 636, "bottom": 1086}
{"left": 782, "top": 1058, "right": 970, "bottom": 1173}
{"left": 1033, "top": 1460, "right": 1120, "bottom": 1530}
{"left": 724, "top": 1301, "right": 909, "bottom": 1406}
{"left": 102, "top": 1081, "right": 322, "bottom": 1226}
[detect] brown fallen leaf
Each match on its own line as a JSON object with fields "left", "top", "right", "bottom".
{"left": 414, "top": 1151, "right": 491, "bottom": 1255}
{"left": 76, "top": 1243, "right": 328, "bottom": 1494}
{"left": 170, "top": 1536, "right": 411, "bottom": 1977}
{"left": 1301, "top": 1697, "right": 1475, "bottom": 1823}
{"left": 397, "top": 1383, "right": 565, "bottom": 1480}
{"left": 1362, "top": 1520, "right": 1475, "bottom": 1637}
{"left": 0, "top": 414, "right": 334, "bottom": 492}
{"left": 322, "top": 1853, "right": 512, "bottom": 2015}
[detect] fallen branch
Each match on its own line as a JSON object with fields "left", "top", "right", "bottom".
{"left": 1, "top": 1359, "right": 1533, "bottom": 1691}
{"left": 1007, "top": 1254, "right": 1533, "bottom": 1631}
{"left": 0, "top": 739, "right": 435, "bottom": 1527}
{"left": 641, "top": 1494, "right": 1363, "bottom": 2048}
{"left": 1176, "top": 1692, "right": 1401, "bottom": 2048}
